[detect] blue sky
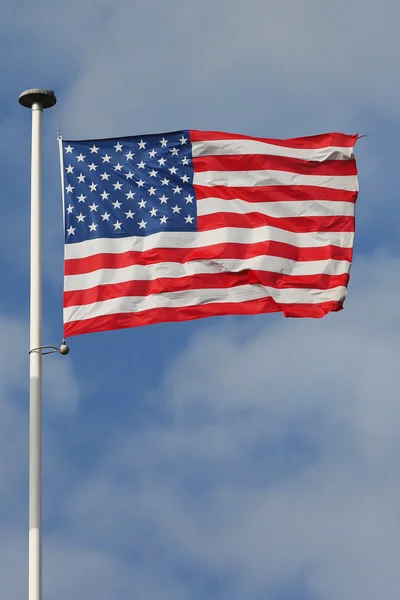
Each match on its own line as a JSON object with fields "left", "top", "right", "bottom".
{"left": 1, "top": 1, "right": 400, "bottom": 598}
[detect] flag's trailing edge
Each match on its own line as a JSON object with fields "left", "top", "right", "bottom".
{"left": 60, "top": 129, "right": 359, "bottom": 337}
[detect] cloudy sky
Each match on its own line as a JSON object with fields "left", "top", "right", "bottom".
{"left": 1, "top": 1, "right": 400, "bottom": 598}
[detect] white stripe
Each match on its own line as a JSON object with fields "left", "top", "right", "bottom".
{"left": 64, "top": 284, "right": 347, "bottom": 322}
{"left": 194, "top": 170, "right": 358, "bottom": 191}
{"left": 197, "top": 198, "right": 355, "bottom": 218}
{"left": 192, "top": 140, "right": 355, "bottom": 161}
{"left": 64, "top": 256, "right": 351, "bottom": 292}
{"left": 65, "top": 227, "right": 354, "bottom": 261}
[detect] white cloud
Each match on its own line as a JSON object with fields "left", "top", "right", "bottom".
{"left": 1, "top": 0, "right": 395, "bottom": 136}
{"left": 16, "top": 254, "right": 396, "bottom": 600}
{"left": 1, "top": 2, "right": 400, "bottom": 598}
{"left": 0, "top": 314, "right": 81, "bottom": 598}
{"left": 52, "top": 0, "right": 400, "bottom": 137}
{"left": 0, "top": 259, "right": 397, "bottom": 600}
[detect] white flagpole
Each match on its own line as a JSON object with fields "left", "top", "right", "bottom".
{"left": 19, "top": 88, "right": 57, "bottom": 600}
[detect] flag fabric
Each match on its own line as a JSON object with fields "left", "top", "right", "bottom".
{"left": 61, "top": 130, "right": 359, "bottom": 337}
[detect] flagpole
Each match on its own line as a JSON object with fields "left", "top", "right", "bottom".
{"left": 19, "top": 88, "right": 57, "bottom": 600}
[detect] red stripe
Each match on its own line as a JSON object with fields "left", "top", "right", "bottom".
{"left": 194, "top": 185, "right": 357, "bottom": 203}
{"left": 64, "top": 297, "right": 344, "bottom": 337}
{"left": 64, "top": 242, "right": 353, "bottom": 276}
{"left": 190, "top": 130, "right": 358, "bottom": 149}
{"left": 198, "top": 213, "right": 354, "bottom": 234}
{"left": 193, "top": 155, "right": 357, "bottom": 176}
{"left": 64, "top": 271, "right": 349, "bottom": 308}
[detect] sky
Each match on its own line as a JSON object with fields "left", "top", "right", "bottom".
{"left": 1, "top": 1, "right": 400, "bottom": 598}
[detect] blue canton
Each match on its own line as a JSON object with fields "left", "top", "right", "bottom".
{"left": 62, "top": 130, "right": 197, "bottom": 243}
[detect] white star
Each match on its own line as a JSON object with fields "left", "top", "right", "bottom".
{"left": 185, "top": 215, "right": 195, "bottom": 224}
{"left": 138, "top": 139, "right": 146, "bottom": 149}
{"left": 158, "top": 157, "right": 167, "bottom": 166}
{"left": 170, "top": 147, "right": 179, "bottom": 156}
{"left": 112, "top": 200, "right": 122, "bottom": 209}
{"left": 126, "top": 190, "right": 135, "bottom": 200}
{"left": 102, "top": 154, "right": 111, "bottom": 163}
{"left": 161, "top": 177, "right": 170, "bottom": 186}
{"left": 101, "top": 212, "right": 111, "bottom": 221}
{"left": 160, "top": 137, "right": 168, "bottom": 147}
{"left": 125, "top": 210, "right": 135, "bottom": 219}
{"left": 66, "top": 225, "right": 75, "bottom": 235}
{"left": 77, "top": 193, "right": 87, "bottom": 203}
{"left": 172, "top": 205, "right": 182, "bottom": 213}
{"left": 149, "top": 207, "right": 158, "bottom": 217}
{"left": 137, "top": 160, "right": 146, "bottom": 169}
{"left": 180, "top": 135, "right": 188, "bottom": 145}
{"left": 114, "top": 163, "right": 123, "bottom": 171}
{"left": 173, "top": 185, "right": 182, "bottom": 194}
{"left": 168, "top": 166, "right": 178, "bottom": 175}
{"left": 149, "top": 169, "right": 158, "bottom": 177}
{"left": 114, "top": 142, "right": 123, "bottom": 152}
{"left": 89, "top": 203, "right": 99, "bottom": 212}
{"left": 159, "top": 194, "right": 169, "bottom": 204}
{"left": 148, "top": 149, "right": 157, "bottom": 158}
{"left": 76, "top": 213, "right": 86, "bottom": 222}
{"left": 113, "top": 220, "right": 122, "bottom": 230}
{"left": 65, "top": 164, "right": 74, "bottom": 174}
{"left": 126, "top": 151, "right": 135, "bottom": 160}
{"left": 126, "top": 172, "right": 134, "bottom": 180}
{"left": 89, "top": 182, "right": 98, "bottom": 192}
{"left": 101, "top": 191, "right": 109, "bottom": 200}
{"left": 138, "top": 199, "right": 147, "bottom": 209}
{"left": 137, "top": 179, "right": 145, "bottom": 188}
{"left": 159, "top": 215, "right": 168, "bottom": 224}
{"left": 65, "top": 184, "right": 74, "bottom": 193}
{"left": 77, "top": 173, "right": 86, "bottom": 183}
{"left": 185, "top": 194, "right": 194, "bottom": 204}
{"left": 90, "top": 144, "right": 99, "bottom": 153}
{"left": 113, "top": 181, "right": 123, "bottom": 190}
{"left": 181, "top": 175, "right": 190, "bottom": 183}
{"left": 76, "top": 153, "right": 86, "bottom": 162}
{"left": 66, "top": 205, "right": 73, "bottom": 214}
{"left": 148, "top": 187, "right": 156, "bottom": 196}
{"left": 65, "top": 145, "right": 73, "bottom": 153}
{"left": 88, "top": 162, "right": 98, "bottom": 171}
{"left": 100, "top": 172, "right": 110, "bottom": 181}
{"left": 138, "top": 219, "right": 147, "bottom": 229}
{"left": 182, "top": 157, "right": 190, "bottom": 166}
{"left": 89, "top": 223, "right": 98, "bottom": 232}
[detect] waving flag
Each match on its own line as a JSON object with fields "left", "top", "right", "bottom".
{"left": 61, "top": 130, "right": 359, "bottom": 337}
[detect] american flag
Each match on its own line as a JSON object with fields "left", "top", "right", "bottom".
{"left": 61, "top": 129, "right": 359, "bottom": 337}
